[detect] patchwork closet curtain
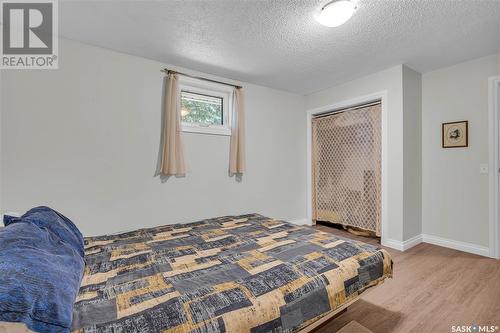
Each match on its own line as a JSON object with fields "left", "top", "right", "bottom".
{"left": 160, "top": 73, "right": 187, "bottom": 176}
{"left": 312, "top": 103, "right": 382, "bottom": 236}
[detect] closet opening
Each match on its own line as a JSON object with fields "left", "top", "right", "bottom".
{"left": 311, "top": 100, "right": 382, "bottom": 240}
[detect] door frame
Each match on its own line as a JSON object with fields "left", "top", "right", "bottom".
{"left": 488, "top": 76, "right": 500, "bottom": 259}
{"left": 306, "top": 91, "right": 388, "bottom": 244}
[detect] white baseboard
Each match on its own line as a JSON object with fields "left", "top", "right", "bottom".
{"left": 382, "top": 233, "right": 490, "bottom": 258}
{"left": 381, "top": 238, "right": 405, "bottom": 251}
{"left": 421, "top": 234, "right": 490, "bottom": 257}
{"left": 287, "top": 218, "right": 312, "bottom": 226}
{"left": 402, "top": 234, "right": 423, "bottom": 250}
{"left": 382, "top": 234, "right": 422, "bottom": 251}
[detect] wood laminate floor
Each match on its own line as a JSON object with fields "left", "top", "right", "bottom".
{"left": 313, "top": 223, "right": 500, "bottom": 333}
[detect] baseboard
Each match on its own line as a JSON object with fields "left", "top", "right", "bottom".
{"left": 421, "top": 234, "right": 490, "bottom": 257}
{"left": 287, "top": 218, "right": 312, "bottom": 226}
{"left": 402, "top": 234, "right": 423, "bottom": 250}
{"left": 381, "top": 234, "right": 422, "bottom": 251}
{"left": 382, "top": 233, "right": 490, "bottom": 257}
{"left": 280, "top": 217, "right": 491, "bottom": 258}
{"left": 381, "top": 238, "right": 404, "bottom": 251}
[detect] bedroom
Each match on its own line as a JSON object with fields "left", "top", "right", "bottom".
{"left": 0, "top": 0, "right": 499, "bottom": 332}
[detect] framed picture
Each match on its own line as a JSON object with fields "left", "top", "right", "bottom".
{"left": 442, "top": 120, "right": 468, "bottom": 148}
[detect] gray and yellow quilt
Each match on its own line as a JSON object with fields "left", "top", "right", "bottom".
{"left": 72, "top": 214, "right": 392, "bottom": 333}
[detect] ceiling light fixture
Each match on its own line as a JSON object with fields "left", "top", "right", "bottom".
{"left": 316, "top": 0, "right": 357, "bottom": 27}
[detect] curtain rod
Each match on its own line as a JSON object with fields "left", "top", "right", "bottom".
{"left": 312, "top": 100, "right": 381, "bottom": 119}
{"left": 162, "top": 68, "right": 242, "bottom": 89}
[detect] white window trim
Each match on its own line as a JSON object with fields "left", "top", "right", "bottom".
{"left": 178, "top": 76, "right": 233, "bottom": 136}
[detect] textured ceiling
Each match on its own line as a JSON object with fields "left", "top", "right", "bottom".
{"left": 59, "top": 0, "right": 500, "bottom": 94}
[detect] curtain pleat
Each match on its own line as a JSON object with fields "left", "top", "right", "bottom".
{"left": 229, "top": 88, "right": 246, "bottom": 175}
{"left": 160, "top": 73, "right": 187, "bottom": 176}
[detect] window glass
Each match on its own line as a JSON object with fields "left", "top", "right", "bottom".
{"left": 181, "top": 91, "right": 223, "bottom": 126}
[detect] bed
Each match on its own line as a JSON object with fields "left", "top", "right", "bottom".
{"left": 72, "top": 214, "right": 392, "bottom": 332}
{"left": 0, "top": 209, "right": 392, "bottom": 333}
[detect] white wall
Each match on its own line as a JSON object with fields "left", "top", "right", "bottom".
{"left": 305, "top": 65, "right": 406, "bottom": 242}
{"left": 0, "top": 39, "right": 306, "bottom": 236}
{"left": 3, "top": 37, "right": 498, "bottom": 253}
{"left": 0, "top": 68, "right": 2, "bottom": 218}
{"left": 305, "top": 65, "right": 423, "bottom": 244}
{"left": 422, "top": 53, "right": 500, "bottom": 247}
{"left": 402, "top": 66, "right": 422, "bottom": 240}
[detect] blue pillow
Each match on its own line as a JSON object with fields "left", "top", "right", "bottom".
{"left": 3, "top": 214, "right": 20, "bottom": 227}
{"left": 0, "top": 206, "right": 85, "bottom": 332}
{"left": 5, "top": 206, "right": 85, "bottom": 258}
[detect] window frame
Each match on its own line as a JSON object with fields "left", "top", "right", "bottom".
{"left": 178, "top": 76, "right": 233, "bottom": 136}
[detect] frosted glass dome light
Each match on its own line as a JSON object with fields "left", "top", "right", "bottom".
{"left": 317, "top": 1, "right": 356, "bottom": 27}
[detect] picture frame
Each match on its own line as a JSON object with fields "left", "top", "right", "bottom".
{"left": 442, "top": 120, "right": 468, "bottom": 148}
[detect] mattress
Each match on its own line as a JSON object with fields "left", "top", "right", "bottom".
{"left": 72, "top": 214, "right": 392, "bottom": 333}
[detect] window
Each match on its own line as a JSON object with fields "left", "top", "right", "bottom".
{"left": 179, "top": 76, "right": 233, "bottom": 136}
{"left": 181, "top": 92, "right": 223, "bottom": 126}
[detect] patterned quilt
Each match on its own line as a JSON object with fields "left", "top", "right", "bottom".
{"left": 72, "top": 214, "right": 392, "bottom": 333}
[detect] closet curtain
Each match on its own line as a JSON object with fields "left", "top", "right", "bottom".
{"left": 312, "top": 104, "right": 382, "bottom": 236}
{"left": 229, "top": 88, "right": 246, "bottom": 175}
{"left": 160, "top": 73, "right": 187, "bottom": 176}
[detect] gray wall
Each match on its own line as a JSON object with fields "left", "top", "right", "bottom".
{"left": 0, "top": 69, "right": 2, "bottom": 215}
{"left": 3, "top": 37, "right": 498, "bottom": 251}
{"left": 305, "top": 65, "right": 406, "bottom": 242}
{"left": 402, "top": 66, "right": 422, "bottom": 240}
{"left": 422, "top": 53, "right": 500, "bottom": 247}
{"left": 305, "top": 65, "right": 423, "bottom": 244}
{"left": 1, "top": 39, "right": 306, "bottom": 236}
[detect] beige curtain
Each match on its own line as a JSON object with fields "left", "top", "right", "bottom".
{"left": 160, "top": 73, "right": 187, "bottom": 176}
{"left": 229, "top": 88, "right": 246, "bottom": 175}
